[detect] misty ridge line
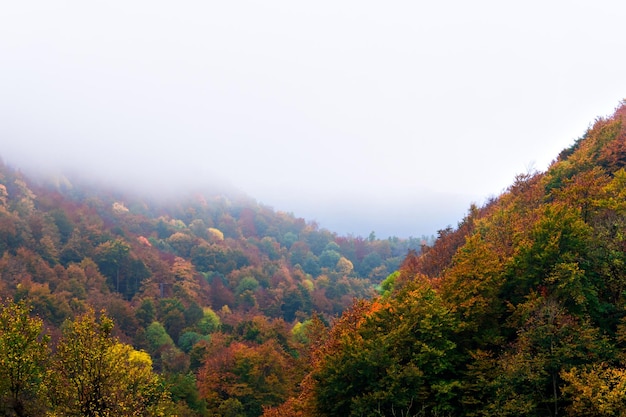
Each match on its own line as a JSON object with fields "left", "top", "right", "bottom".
{"left": 0, "top": 154, "right": 474, "bottom": 240}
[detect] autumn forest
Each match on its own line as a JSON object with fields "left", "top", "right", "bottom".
{"left": 3, "top": 102, "right": 626, "bottom": 416}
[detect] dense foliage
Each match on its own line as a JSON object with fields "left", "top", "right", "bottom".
{"left": 0, "top": 300, "right": 172, "bottom": 416}
{"left": 0, "top": 157, "right": 424, "bottom": 415}
{"left": 265, "top": 102, "right": 626, "bottom": 417}
{"left": 3, "top": 101, "right": 626, "bottom": 416}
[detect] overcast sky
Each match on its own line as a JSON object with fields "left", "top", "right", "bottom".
{"left": 1, "top": 1, "right": 626, "bottom": 238}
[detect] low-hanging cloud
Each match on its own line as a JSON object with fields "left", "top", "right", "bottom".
{"left": 2, "top": 1, "right": 626, "bottom": 238}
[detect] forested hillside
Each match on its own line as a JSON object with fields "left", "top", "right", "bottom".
{"left": 0, "top": 158, "right": 424, "bottom": 416}
{"left": 3, "top": 101, "right": 626, "bottom": 417}
{"left": 264, "top": 101, "right": 626, "bottom": 417}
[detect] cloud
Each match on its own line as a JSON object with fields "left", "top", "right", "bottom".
{"left": 1, "top": 1, "right": 625, "bottom": 238}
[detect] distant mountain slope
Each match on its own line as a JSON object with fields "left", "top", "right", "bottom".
{"left": 0, "top": 161, "right": 424, "bottom": 323}
{"left": 0, "top": 159, "right": 425, "bottom": 414}
{"left": 276, "top": 101, "right": 626, "bottom": 417}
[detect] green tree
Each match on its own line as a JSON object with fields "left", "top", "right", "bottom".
{"left": 379, "top": 271, "right": 399, "bottom": 297}
{"left": 0, "top": 299, "right": 49, "bottom": 417}
{"left": 145, "top": 321, "right": 175, "bottom": 353}
{"left": 318, "top": 249, "right": 341, "bottom": 269}
{"left": 478, "top": 294, "right": 610, "bottom": 416}
{"left": 302, "top": 253, "right": 320, "bottom": 276}
{"left": 504, "top": 204, "right": 595, "bottom": 313}
{"left": 236, "top": 276, "right": 260, "bottom": 295}
{"left": 197, "top": 307, "right": 221, "bottom": 335}
{"left": 166, "top": 372, "right": 208, "bottom": 416}
{"left": 94, "top": 239, "right": 130, "bottom": 294}
{"left": 136, "top": 298, "right": 156, "bottom": 327}
{"left": 358, "top": 252, "right": 383, "bottom": 277}
{"left": 313, "top": 280, "right": 461, "bottom": 417}
{"left": 281, "top": 232, "right": 298, "bottom": 249}
{"left": 178, "top": 331, "right": 208, "bottom": 353}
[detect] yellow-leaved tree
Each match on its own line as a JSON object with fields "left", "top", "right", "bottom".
{"left": 561, "top": 364, "right": 626, "bottom": 416}
{"left": 0, "top": 299, "right": 50, "bottom": 416}
{"left": 47, "top": 309, "right": 174, "bottom": 416}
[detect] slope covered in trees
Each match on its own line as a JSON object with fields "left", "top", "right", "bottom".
{"left": 4, "top": 101, "right": 626, "bottom": 416}
{"left": 265, "top": 101, "right": 626, "bottom": 417}
{"left": 0, "top": 159, "right": 425, "bottom": 415}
